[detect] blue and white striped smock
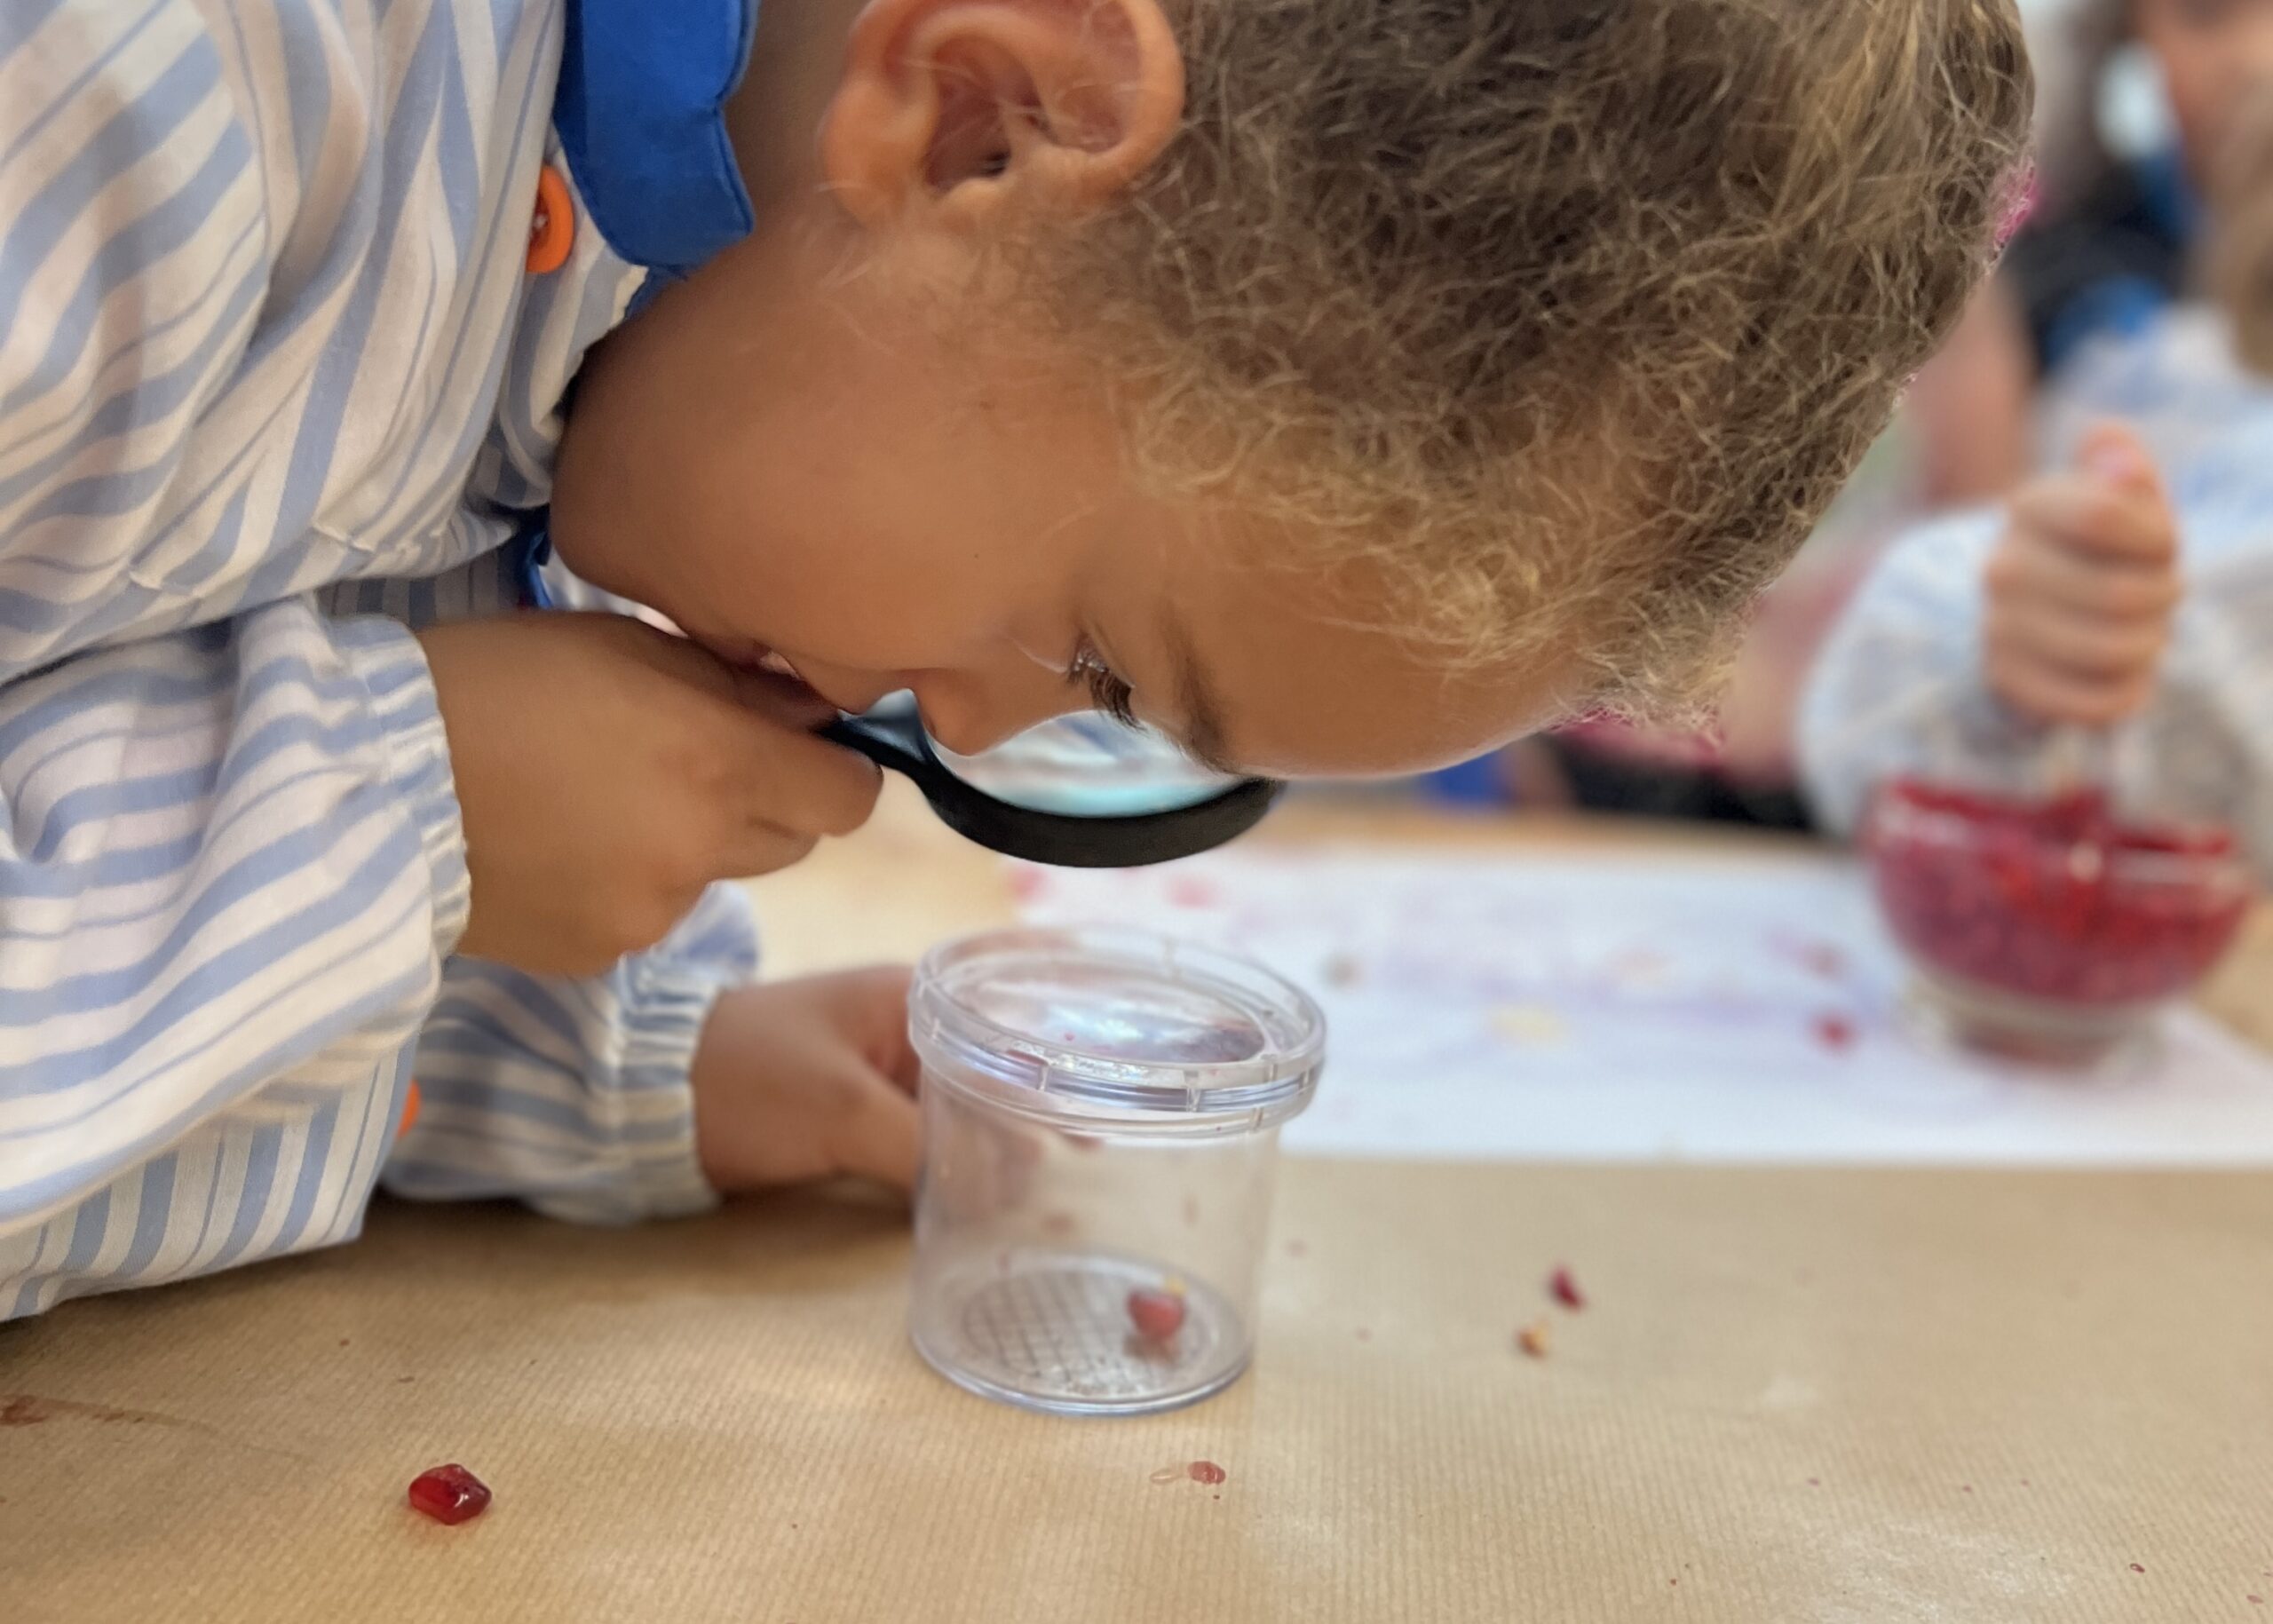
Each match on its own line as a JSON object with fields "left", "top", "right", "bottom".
{"left": 0, "top": 0, "right": 765, "bottom": 1319}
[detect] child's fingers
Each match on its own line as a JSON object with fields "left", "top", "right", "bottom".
{"left": 2074, "top": 421, "right": 2162, "bottom": 495}
{"left": 722, "top": 720, "right": 885, "bottom": 839}
{"left": 1986, "top": 597, "right": 2171, "bottom": 679}
{"left": 716, "top": 821, "right": 823, "bottom": 881}
{"left": 1985, "top": 538, "right": 2182, "bottom": 622}
{"left": 830, "top": 964, "right": 922, "bottom": 1093}
{"left": 2007, "top": 477, "right": 2176, "bottom": 564}
{"left": 1985, "top": 647, "right": 2157, "bottom": 727}
{"left": 826, "top": 1066, "right": 922, "bottom": 1191}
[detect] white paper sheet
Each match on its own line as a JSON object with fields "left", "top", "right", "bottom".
{"left": 1010, "top": 847, "right": 2273, "bottom": 1166}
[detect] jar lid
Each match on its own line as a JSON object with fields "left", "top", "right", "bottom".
{"left": 910, "top": 926, "right": 1326, "bottom": 1131}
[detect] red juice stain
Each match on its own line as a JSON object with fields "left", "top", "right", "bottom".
{"left": 1187, "top": 1461, "right": 1227, "bottom": 1485}
{"left": 2129, "top": 1564, "right": 2146, "bottom": 1574}
{"left": 1006, "top": 867, "right": 1048, "bottom": 903}
{"left": 1128, "top": 1288, "right": 1187, "bottom": 1341}
{"left": 1812, "top": 1014, "right": 1857, "bottom": 1052}
{"left": 1806, "top": 1477, "right": 1821, "bottom": 1488}
{"left": 2246, "top": 1596, "right": 2262, "bottom": 1605}
{"left": 1548, "top": 1266, "right": 1586, "bottom": 1311}
{"left": 408, "top": 1463, "right": 492, "bottom": 1525}
{"left": 1166, "top": 876, "right": 1220, "bottom": 909}
{"left": 338, "top": 1338, "right": 351, "bottom": 1348}
{"left": 1866, "top": 779, "right": 2250, "bottom": 1008}
{"left": 1961, "top": 1485, "right": 1974, "bottom": 1494}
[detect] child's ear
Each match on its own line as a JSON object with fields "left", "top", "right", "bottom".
{"left": 820, "top": 0, "right": 1184, "bottom": 228}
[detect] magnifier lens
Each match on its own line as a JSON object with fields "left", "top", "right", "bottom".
{"left": 926, "top": 714, "right": 1238, "bottom": 818}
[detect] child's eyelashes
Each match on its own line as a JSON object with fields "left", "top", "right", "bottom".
{"left": 1069, "top": 638, "right": 1139, "bottom": 727}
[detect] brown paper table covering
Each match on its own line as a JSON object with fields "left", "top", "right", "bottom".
{"left": 4, "top": 786, "right": 2269, "bottom": 1621}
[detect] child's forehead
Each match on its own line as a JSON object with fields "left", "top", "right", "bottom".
{"left": 1139, "top": 547, "right": 1569, "bottom": 778}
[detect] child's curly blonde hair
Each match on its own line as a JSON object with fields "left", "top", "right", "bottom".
{"left": 1044, "top": 0, "right": 2033, "bottom": 717}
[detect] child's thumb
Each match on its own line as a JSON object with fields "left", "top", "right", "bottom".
{"left": 2076, "top": 422, "right": 2159, "bottom": 496}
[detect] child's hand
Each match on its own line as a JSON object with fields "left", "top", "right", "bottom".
{"left": 691, "top": 968, "right": 923, "bottom": 1192}
{"left": 1982, "top": 424, "right": 2182, "bottom": 726}
{"left": 419, "top": 614, "right": 881, "bottom": 976}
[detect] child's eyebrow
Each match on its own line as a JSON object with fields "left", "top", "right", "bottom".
{"left": 1163, "top": 614, "right": 1242, "bottom": 777}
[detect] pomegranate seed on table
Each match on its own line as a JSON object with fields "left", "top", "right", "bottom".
{"left": 407, "top": 1463, "right": 492, "bottom": 1525}
{"left": 1548, "top": 1266, "right": 1587, "bottom": 1311}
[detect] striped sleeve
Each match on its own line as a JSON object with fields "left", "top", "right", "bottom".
{"left": 0, "top": 601, "right": 468, "bottom": 1277}
{"left": 384, "top": 881, "right": 755, "bottom": 1224}
{"left": 0, "top": 7, "right": 474, "bottom": 1265}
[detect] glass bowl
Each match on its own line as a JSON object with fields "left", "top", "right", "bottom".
{"left": 1864, "top": 777, "right": 2253, "bottom": 1067}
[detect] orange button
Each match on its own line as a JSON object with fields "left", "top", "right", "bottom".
{"left": 526, "top": 166, "right": 574, "bottom": 274}
{"left": 398, "top": 1081, "right": 422, "bottom": 1137}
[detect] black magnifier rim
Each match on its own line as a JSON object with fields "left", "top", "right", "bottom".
{"left": 820, "top": 712, "right": 1283, "bottom": 868}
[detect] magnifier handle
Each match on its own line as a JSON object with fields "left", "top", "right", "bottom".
{"left": 819, "top": 711, "right": 963, "bottom": 797}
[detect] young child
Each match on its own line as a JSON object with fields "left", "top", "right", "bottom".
{"left": 0, "top": 0, "right": 2031, "bottom": 1319}
{"left": 1801, "top": 88, "right": 2273, "bottom": 875}
{"left": 1910, "top": 0, "right": 2273, "bottom": 498}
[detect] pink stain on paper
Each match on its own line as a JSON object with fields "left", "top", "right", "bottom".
{"left": 1812, "top": 1014, "right": 1857, "bottom": 1052}
{"left": 1166, "top": 875, "right": 1221, "bottom": 909}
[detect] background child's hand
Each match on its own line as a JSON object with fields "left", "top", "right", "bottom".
{"left": 1982, "top": 425, "right": 2181, "bottom": 727}
{"left": 420, "top": 614, "right": 882, "bottom": 976}
{"left": 691, "top": 968, "right": 923, "bottom": 1192}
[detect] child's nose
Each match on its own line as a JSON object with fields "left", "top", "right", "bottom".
{"left": 915, "top": 672, "right": 1089, "bottom": 758}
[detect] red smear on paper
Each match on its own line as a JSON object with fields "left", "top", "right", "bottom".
{"left": 1167, "top": 875, "right": 1220, "bottom": 908}
{"left": 1187, "top": 1461, "right": 1227, "bottom": 1485}
{"left": 1813, "top": 1014, "right": 1857, "bottom": 1051}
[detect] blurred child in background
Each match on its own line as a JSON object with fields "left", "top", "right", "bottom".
{"left": 1800, "top": 66, "right": 2273, "bottom": 879}
{"left": 1449, "top": 0, "right": 2266, "bottom": 833}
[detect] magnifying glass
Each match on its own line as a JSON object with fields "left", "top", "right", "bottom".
{"left": 821, "top": 706, "right": 1283, "bottom": 867}
{"left": 511, "top": 540, "right": 1272, "bottom": 867}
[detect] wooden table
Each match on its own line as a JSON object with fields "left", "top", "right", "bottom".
{"left": 4, "top": 785, "right": 2270, "bottom": 1623}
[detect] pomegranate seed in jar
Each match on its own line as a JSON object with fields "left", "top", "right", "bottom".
{"left": 1128, "top": 1287, "right": 1187, "bottom": 1341}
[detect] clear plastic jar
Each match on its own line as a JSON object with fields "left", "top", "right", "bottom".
{"left": 907, "top": 926, "right": 1325, "bottom": 1415}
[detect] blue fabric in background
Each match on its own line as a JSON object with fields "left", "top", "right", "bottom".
{"left": 1420, "top": 755, "right": 1512, "bottom": 805}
